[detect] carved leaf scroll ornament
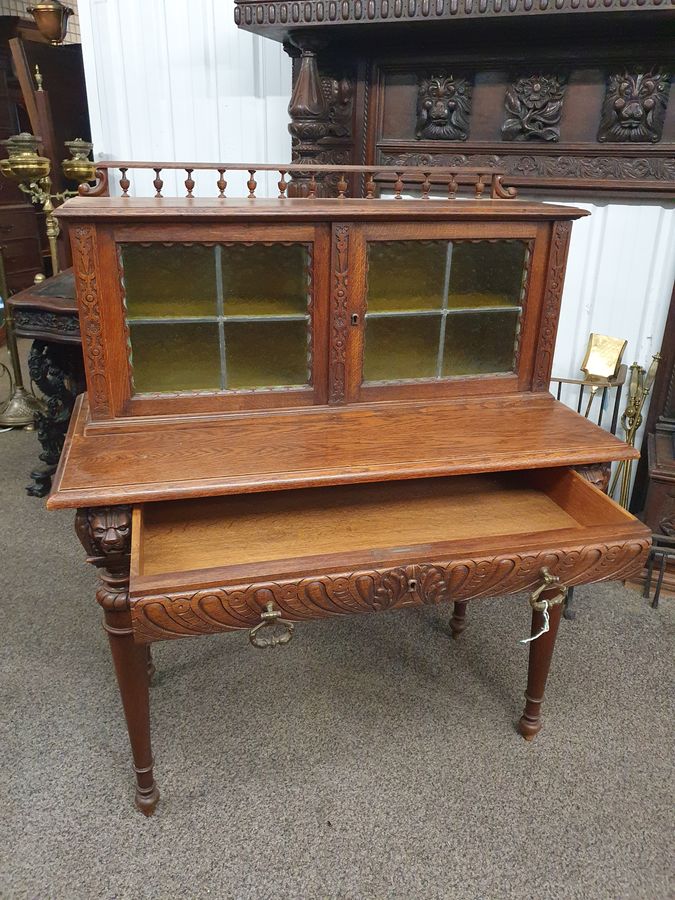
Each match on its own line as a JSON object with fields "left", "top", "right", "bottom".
{"left": 416, "top": 74, "right": 472, "bottom": 141}
{"left": 502, "top": 75, "right": 567, "bottom": 142}
{"left": 131, "top": 539, "right": 651, "bottom": 642}
{"left": 329, "top": 224, "right": 349, "bottom": 403}
{"left": 72, "top": 224, "right": 109, "bottom": 415}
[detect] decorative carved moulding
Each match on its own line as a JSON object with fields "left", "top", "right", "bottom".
{"left": 130, "top": 538, "right": 651, "bottom": 643}
{"left": 372, "top": 58, "right": 674, "bottom": 197}
{"left": 597, "top": 68, "right": 671, "bottom": 143}
{"left": 235, "top": 1, "right": 675, "bottom": 197}
{"left": 501, "top": 75, "right": 567, "bottom": 143}
{"left": 234, "top": 0, "right": 669, "bottom": 32}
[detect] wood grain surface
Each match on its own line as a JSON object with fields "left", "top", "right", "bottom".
{"left": 48, "top": 393, "right": 638, "bottom": 509}
{"left": 55, "top": 197, "right": 589, "bottom": 222}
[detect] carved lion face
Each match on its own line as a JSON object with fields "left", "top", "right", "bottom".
{"left": 88, "top": 507, "right": 131, "bottom": 555}
{"left": 598, "top": 70, "right": 671, "bottom": 143}
{"left": 416, "top": 75, "right": 472, "bottom": 141}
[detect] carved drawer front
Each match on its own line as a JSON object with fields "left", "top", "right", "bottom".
{"left": 129, "top": 468, "right": 650, "bottom": 643}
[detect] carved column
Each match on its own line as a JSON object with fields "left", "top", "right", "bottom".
{"left": 576, "top": 462, "right": 612, "bottom": 494}
{"left": 27, "top": 341, "right": 85, "bottom": 497}
{"left": 285, "top": 36, "right": 355, "bottom": 197}
{"left": 75, "top": 506, "right": 159, "bottom": 816}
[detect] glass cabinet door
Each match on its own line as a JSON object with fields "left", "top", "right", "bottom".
{"left": 362, "top": 239, "right": 529, "bottom": 385}
{"left": 120, "top": 241, "right": 312, "bottom": 395}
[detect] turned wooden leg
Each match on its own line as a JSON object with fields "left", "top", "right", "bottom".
{"left": 449, "top": 600, "right": 468, "bottom": 639}
{"left": 105, "top": 609, "right": 159, "bottom": 816}
{"left": 518, "top": 595, "right": 564, "bottom": 741}
{"left": 146, "top": 645, "right": 156, "bottom": 683}
{"left": 76, "top": 505, "right": 160, "bottom": 815}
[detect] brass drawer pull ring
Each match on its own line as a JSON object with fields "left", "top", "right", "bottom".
{"left": 249, "top": 601, "right": 295, "bottom": 649}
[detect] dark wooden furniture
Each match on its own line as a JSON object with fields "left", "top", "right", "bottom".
{"left": 235, "top": 1, "right": 674, "bottom": 198}
{"left": 0, "top": 18, "right": 43, "bottom": 295}
{"left": 8, "top": 267, "right": 84, "bottom": 496}
{"left": 49, "top": 174, "right": 650, "bottom": 815}
{"left": 633, "top": 282, "right": 675, "bottom": 598}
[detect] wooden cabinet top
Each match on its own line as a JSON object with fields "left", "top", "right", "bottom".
{"left": 55, "top": 197, "right": 588, "bottom": 222}
{"left": 49, "top": 195, "right": 630, "bottom": 510}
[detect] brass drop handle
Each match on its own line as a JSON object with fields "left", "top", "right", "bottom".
{"left": 519, "top": 568, "right": 567, "bottom": 645}
{"left": 249, "top": 601, "right": 294, "bottom": 649}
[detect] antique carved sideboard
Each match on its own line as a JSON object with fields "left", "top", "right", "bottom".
{"left": 49, "top": 169, "right": 650, "bottom": 814}
{"left": 235, "top": 0, "right": 674, "bottom": 199}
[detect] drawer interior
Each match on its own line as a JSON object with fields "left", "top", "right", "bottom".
{"left": 131, "top": 467, "right": 638, "bottom": 590}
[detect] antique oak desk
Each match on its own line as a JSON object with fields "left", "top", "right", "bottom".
{"left": 49, "top": 167, "right": 650, "bottom": 815}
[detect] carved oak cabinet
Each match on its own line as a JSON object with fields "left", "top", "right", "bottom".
{"left": 50, "top": 193, "right": 650, "bottom": 815}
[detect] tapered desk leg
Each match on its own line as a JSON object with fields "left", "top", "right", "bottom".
{"left": 449, "top": 600, "right": 468, "bottom": 639}
{"left": 75, "top": 505, "right": 160, "bottom": 816}
{"left": 518, "top": 593, "right": 563, "bottom": 741}
{"left": 105, "top": 610, "right": 159, "bottom": 816}
{"left": 146, "top": 645, "right": 156, "bottom": 683}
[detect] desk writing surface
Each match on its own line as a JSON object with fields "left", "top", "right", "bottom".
{"left": 48, "top": 392, "right": 637, "bottom": 509}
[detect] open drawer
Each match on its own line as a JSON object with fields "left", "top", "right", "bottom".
{"left": 129, "top": 467, "right": 651, "bottom": 642}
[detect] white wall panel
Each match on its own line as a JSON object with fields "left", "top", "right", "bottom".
{"left": 78, "top": 0, "right": 675, "bottom": 465}
{"left": 78, "top": 0, "right": 292, "bottom": 197}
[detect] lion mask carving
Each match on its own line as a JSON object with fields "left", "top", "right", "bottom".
{"left": 416, "top": 75, "right": 472, "bottom": 141}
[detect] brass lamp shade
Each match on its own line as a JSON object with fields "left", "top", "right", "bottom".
{"left": 27, "top": 1, "right": 74, "bottom": 45}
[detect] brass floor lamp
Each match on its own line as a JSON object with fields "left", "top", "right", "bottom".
{"left": 0, "top": 132, "right": 95, "bottom": 428}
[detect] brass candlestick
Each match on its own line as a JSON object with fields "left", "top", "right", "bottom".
{"left": 0, "top": 132, "right": 96, "bottom": 276}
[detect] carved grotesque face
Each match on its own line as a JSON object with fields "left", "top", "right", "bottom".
{"left": 416, "top": 75, "right": 471, "bottom": 141}
{"left": 599, "top": 70, "right": 671, "bottom": 143}
{"left": 88, "top": 507, "right": 131, "bottom": 555}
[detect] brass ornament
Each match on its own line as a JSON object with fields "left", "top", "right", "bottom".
{"left": 1, "top": 133, "right": 96, "bottom": 276}
{"left": 27, "top": 1, "right": 74, "bottom": 46}
{"left": 579, "top": 332, "right": 628, "bottom": 418}
{"left": 249, "top": 602, "right": 295, "bottom": 649}
{"left": 609, "top": 354, "right": 661, "bottom": 508}
{"left": 62, "top": 139, "right": 97, "bottom": 184}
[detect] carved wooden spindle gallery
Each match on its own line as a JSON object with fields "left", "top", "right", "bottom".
{"left": 421, "top": 172, "right": 432, "bottom": 199}
{"left": 184, "top": 168, "right": 195, "bottom": 198}
{"left": 152, "top": 167, "right": 164, "bottom": 199}
{"left": 216, "top": 168, "right": 227, "bottom": 198}
{"left": 246, "top": 169, "right": 257, "bottom": 198}
{"left": 278, "top": 169, "right": 288, "bottom": 198}
{"left": 119, "top": 167, "right": 130, "bottom": 197}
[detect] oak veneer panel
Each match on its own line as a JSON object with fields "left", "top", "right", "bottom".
{"left": 48, "top": 393, "right": 638, "bottom": 509}
{"left": 138, "top": 474, "right": 582, "bottom": 576}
